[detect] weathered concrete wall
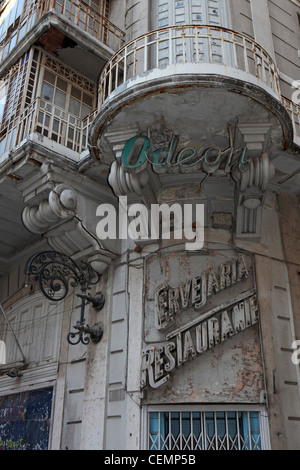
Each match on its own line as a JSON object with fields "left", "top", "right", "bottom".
{"left": 268, "top": 0, "right": 300, "bottom": 100}
{"left": 125, "top": 0, "right": 151, "bottom": 41}
{"left": 230, "top": 0, "right": 254, "bottom": 38}
{"left": 277, "top": 191, "right": 300, "bottom": 449}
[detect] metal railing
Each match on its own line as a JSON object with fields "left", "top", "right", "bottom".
{"left": 98, "top": 25, "right": 281, "bottom": 105}
{"left": 0, "top": 0, "right": 125, "bottom": 63}
{"left": 0, "top": 97, "right": 96, "bottom": 158}
{"left": 1, "top": 24, "right": 299, "bottom": 157}
{"left": 282, "top": 96, "right": 300, "bottom": 144}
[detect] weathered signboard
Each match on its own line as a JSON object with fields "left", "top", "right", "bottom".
{"left": 141, "top": 250, "right": 263, "bottom": 400}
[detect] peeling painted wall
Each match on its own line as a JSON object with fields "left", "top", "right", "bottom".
{"left": 141, "top": 249, "right": 264, "bottom": 404}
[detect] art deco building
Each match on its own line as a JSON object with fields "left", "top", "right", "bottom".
{"left": 0, "top": 0, "right": 299, "bottom": 451}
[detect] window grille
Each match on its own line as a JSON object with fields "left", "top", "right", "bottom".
{"left": 147, "top": 409, "right": 270, "bottom": 450}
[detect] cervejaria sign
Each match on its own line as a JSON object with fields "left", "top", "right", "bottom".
{"left": 141, "top": 254, "right": 259, "bottom": 389}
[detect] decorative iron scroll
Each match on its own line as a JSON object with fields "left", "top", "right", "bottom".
{"left": 27, "top": 251, "right": 104, "bottom": 345}
{"left": 27, "top": 251, "right": 100, "bottom": 301}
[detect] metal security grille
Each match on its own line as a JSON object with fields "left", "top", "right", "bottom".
{"left": 148, "top": 410, "right": 270, "bottom": 450}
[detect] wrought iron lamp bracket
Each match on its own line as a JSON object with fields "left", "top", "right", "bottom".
{"left": 26, "top": 251, "right": 105, "bottom": 345}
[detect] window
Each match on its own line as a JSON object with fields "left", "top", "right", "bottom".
{"left": 156, "top": 0, "right": 229, "bottom": 28}
{"left": 37, "top": 58, "right": 95, "bottom": 150}
{"left": 0, "top": 388, "right": 53, "bottom": 450}
{"left": 147, "top": 407, "right": 270, "bottom": 450}
{"left": 0, "top": 0, "right": 25, "bottom": 43}
{"left": 0, "top": 51, "right": 30, "bottom": 155}
{"left": 0, "top": 81, "right": 8, "bottom": 125}
{"left": 155, "top": 0, "right": 230, "bottom": 67}
{"left": 0, "top": 52, "right": 29, "bottom": 132}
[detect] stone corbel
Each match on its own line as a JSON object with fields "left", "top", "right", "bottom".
{"left": 237, "top": 122, "right": 271, "bottom": 155}
{"left": 104, "top": 127, "right": 140, "bottom": 160}
{"left": 22, "top": 184, "right": 78, "bottom": 234}
{"left": 235, "top": 152, "right": 275, "bottom": 240}
{"left": 105, "top": 127, "right": 158, "bottom": 206}
{"left": 108, "top": 159, "right": 150, "bottom": 197}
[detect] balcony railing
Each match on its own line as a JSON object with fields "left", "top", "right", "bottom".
{"left": 282, "top": 96, "right": 300, "bottom": 145}
{"left": 0, "top": 97, "right": 96, "bottom": 159}
{"left": 0, "top": 0, "right": 125, "bottom": 64}
{"left": 1, "top": 25, "right": 299, "bottom": 160}
{"left": 98, "top": 25, "right": 281, "bottom": 105}
{"left": 98, "top": 24, "right": 300, "bottom": 143}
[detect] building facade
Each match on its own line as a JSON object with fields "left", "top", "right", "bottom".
{"left": 0, "top": 0, "right": 299, "bottom": 451}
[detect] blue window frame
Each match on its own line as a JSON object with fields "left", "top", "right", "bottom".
{"left": 148, "top": 409, "right": 267, "bottom": 450}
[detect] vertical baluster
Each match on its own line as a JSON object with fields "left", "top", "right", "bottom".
{"left": 261, "top": 50, "right": 267, "bottom": 85}
{"left": 108, "top": 61, "right": 113, "bottom": 95}
{"left": 84, "top": 5, "right": 89, "bottom": 33}
{"left": 194, "top": 26, "right": 199, "bottom": 64}
{"left": 221, "top": 28, "right": 226, "bottom": 66}
{"left": 115, "top": 61, "right": 119, "bottom": 91}
{"left": 156, "top": 31, "right": 159, "bottom": 68}
{"left": 208, "top": 26, "right": 213, "bottom": 64}
{"left": 232, "top": 32, "right": 238, "bottom": 68}
{"left": 123, "top": 46, "right": 127, "bottom": 83}
{"left": 243, "top": 37, "right": 249, "bottom": 73}
{"left": 144, "top": 34, "right": 148, "bottom": 73}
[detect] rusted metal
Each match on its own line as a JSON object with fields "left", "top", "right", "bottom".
{"left": 98, "top": 24, "right": 281, "bottom": 105}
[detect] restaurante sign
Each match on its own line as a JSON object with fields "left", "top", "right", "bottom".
{"left": 141, "top": 254, "right": 259, "bottom": 389}
{"left": 140, "top": 289, "right": 259, "bottom": 389}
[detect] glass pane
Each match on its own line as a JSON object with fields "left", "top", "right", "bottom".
{"left": 41, "top": 82, "right": 54, "bottom": 102}
{"left": 205, "top": 412, "right": 215, "bottom": 440}
{"left": 182, "top": 412, "right": 191, "bottom": 438}
{"left": 69, "top": 97, "right": 80, "bottom": 116}
{"left": 81, "top": 104, "right": 92, "bottom": 119}
{"left": 227, "top": 412, "right": 238, "bottom": 443}
{"left": 43, "top": 70, "right": 55, "bottom": 85}
{"left": 216, "top": 412, "right": 226, "bottom": 438}
{"left": 54, "top": 89, "right": 66, "bottom": 109}
{"left": 56, "top": 77, "right": 68, "bottom": 92}
{"left": 82, "top": 92, "right": 93, "bottom": 106}
{"left": 71, "top": 85, "right": 81, "bottom": 100}
{"left": 170, "top": 412, "right": 180, "bottom": 439}
{"left": 249, "top": 412, "right": 261, "bottom": 450}
{"left": 149, "top": 412, "right": 159, "bottom": 450}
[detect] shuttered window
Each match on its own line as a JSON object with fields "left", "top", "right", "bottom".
{"left": 157, "top": 0, "right": 228, "bottom": 28}
{"left": 156, "top": 0, "right": 230, "bottom": 67}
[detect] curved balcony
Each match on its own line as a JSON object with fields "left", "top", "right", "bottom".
{"left": 99, "top": 25, "right": 281, "bottom": 104}
{"left": 0, "top": 97, "right": 96, "bottom": 164}
{"left": 95, "top": 25, "right": 299, "bottom": 148}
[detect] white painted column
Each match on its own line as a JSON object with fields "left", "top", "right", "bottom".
{"left": 80, "top": 269, "right": 113, "bottom": 450}
{"left": 250, "top": 0, "right": 276, "bottom": 61}
{"left": 125, "top": 251, "right": 145, "bottom": 449}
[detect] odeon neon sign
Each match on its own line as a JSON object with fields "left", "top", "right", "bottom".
{"left": 121, "top": 134, "right": 249, "bottom": 175}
